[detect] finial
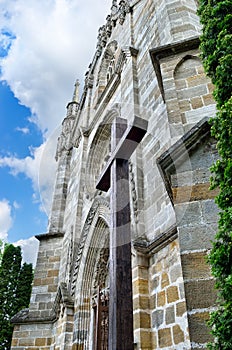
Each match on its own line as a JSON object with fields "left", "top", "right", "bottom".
{"left": 111, "top": 0, "right": 118, "bottom": 13}
{"left": 72, "top": 79, "right": 80, "bottom": 103}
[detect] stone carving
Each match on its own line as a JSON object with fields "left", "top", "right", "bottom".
{"left": 96, "top": 40, "right": 118, "bottom": 88}
{"left": 70, "top": 197, "right": 110, "bottom": 296}
{"left": 129, "top": 161, "right": 139, "bottom": 224}
{"left": 111, "top": 0, "right": 130, "bottom": 24}
{"left": 55, "top": 116, "right": 75, "bottom": 161}
{"left": 118, "top": 1, "right": 131, "bottom": 25}
{"left": 93, "top": 246, "right": 109, "bottom": 290}
{"left": 106, "top": 15, "right": 113, "bottom": 37}
{"left": 111, "top": 0, "right": 118, "bottom": 17}
{"left": 65, "top": 226, "right": 74, "bottom": 288}
{"left": 96, "top": 25, "right": 107, "bottom": 56}
{"left": 96, "top": 0, "right": 130, "bottom": 56}
{"left": 53, "top": 282, "right": 74, "bottom": 320}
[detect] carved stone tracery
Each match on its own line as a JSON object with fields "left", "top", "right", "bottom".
{"left": 96, "top": 0, "right": 130, "bottom": 56}
{"left": 70, "top": 197, "right": 110, "bottom": 296}
{"left": 93, "top": 245, "right": 109, "bottom": 291}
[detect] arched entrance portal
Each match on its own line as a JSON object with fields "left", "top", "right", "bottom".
{"left": 73, "top": 216, "right": 110, "bottom": 349}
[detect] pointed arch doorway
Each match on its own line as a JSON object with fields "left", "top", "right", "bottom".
{"left": 73, "top": 214, "right": 110, "bottom": 350}
{"left": 91, "top": 221, "right": 109, "bottom": 350}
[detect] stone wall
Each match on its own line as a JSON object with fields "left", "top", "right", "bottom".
{"left": 149, "top": 239, "right": 189, "bottom": 349}
{"left": 11, "top": 0, "right": 218, "bottom": 349}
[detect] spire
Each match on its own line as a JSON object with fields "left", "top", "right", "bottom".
{"left": 72, "top": 79, "right": 80, "bottom": 103}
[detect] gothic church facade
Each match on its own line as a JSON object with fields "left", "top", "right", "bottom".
{"left": 11, "top": 0, "right": 219, "bottom": 349}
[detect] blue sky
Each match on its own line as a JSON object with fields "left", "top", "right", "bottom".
{"left": 0, "top": 0, "right": 110, "bottom": 264}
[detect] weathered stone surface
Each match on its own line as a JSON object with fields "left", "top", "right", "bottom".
{"left": 152, "top": 310, "right": 164, "bottom": 328}
{"left": 176, "top": 301, "right": 187, "bottom": 317}
{"left": 167, "top": 286, "right": 179, "bottom": 303}
{"left": 188, "top": 312, "right": 213, "bottom": 344}
{"left": 157, "top": 290, "right": 166, "bottom": 307}
{"left": 185, "top": 279, "right": 217, "bottom": 311}
{"left": 11, "top": 0, "right": 217, "bottom": 349}
{"left": 181, "top": 251, "right": 211, "bottom": 280}
{"left": 165, "top": 305, "right": 175, "bottom": 325}
{"left": 158, "top": 328, "right": 172, "bottom": 348}
{"left": 173, "top": 324, "right": 185, "bottom": 344}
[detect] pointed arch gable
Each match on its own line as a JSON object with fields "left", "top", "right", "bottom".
{"left": 96, "top": 40, "right": 118, "bottom": 88}
{"left": 85, "top": 105, "right": 121, "bottom": 195}
{"left": 71, "top": 197, "right": 110, "bottom": 296}
{"left": 71, "top": 197, "right": 110, "bottom": 348}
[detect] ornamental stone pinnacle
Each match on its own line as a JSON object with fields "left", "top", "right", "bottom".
{"left": 72, "top": 79, "right": 80, "bottom": 103}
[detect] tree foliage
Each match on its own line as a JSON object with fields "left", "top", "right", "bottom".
{"left": 0, "top": 242, "right": 33, "bottom": 350}
{"left": 198, "top": 1, "right": 232, "bottom": 349}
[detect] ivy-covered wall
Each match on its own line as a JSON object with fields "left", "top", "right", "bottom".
{"left": 198, "top": 1, "right": 232, "bottom": 349}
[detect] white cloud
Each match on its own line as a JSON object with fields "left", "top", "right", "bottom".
{"left": 15, "top": 126, "right": 30, "bottom": 134}
{"left": 14, "top": 236, "right": 39, "bottom": 266}
{"left": 0, "top": 199, "right": 13, "bottom": 241}
{"left": 0, "top": 130, "right": 59, "bottom": 215}
{"left": 0, "top": 0, "right": 111, "bottom": 134}
{"left": 0, "top": 0, "right": 111, "bottom": 222}
{"left": 13, "top": 201, "right": 20, "bottom": 209}
{"left": 0, "top": 200, "right": 39, "bottom": 265}
{"left": 0, "top": 1, "right": 111, "bottom": 263}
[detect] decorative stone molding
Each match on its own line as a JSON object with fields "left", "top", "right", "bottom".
{"left": 65, "top": 226, "right": 74, "bottom": 286}
{"left": 96, "top": 0, "right": 130, "bottom": 57}
{"left": 118, "top": 0, "right": 131, "bottom": 25}
{"left": 85, "top": 123, "right": 111, "bottom": 194}
{"left": 55, "top": 115, "right": 75, "bottom": 161}
{"left": 133, "top": 225, "right": 178, "bottom": 255}
{"left": 52, "top": 282, "right": 74, "bottom": 320}
{"left": 129, "top": 161, "right": 138, "bottom": 224}
{"left": 97, "top": 40, "right": 118, "bottom": 87}
{"left": 122, "top": 46, "right": 139, "bottom": 58}
{"left": 93, "top": 245, "right": 109, "bottom": 290}
{"left": 70, "top": 197, "right": 110, "bottom": 296}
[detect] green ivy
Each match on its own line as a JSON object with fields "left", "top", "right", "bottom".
{"left": 198, "top": 1, "right": 232, "bottom": 348}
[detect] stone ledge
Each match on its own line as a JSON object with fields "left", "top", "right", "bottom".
{"left": 35, "top": 231, "right": 64, "bottom": 241}
{"left": 11, "top": 308, "right": 56, "bottom": 325}
{"left": 133, "top": 225, "right": 177, "bottom": 255}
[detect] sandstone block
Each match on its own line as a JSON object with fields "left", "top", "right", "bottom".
{"left": 35, "top": 338, "right": 47, "bottom": 346}
{"left": 157, "top": 290, "right": 166, "bottom": 307}
{"left": 165, "top": 305, "right": 175, "bottom": 325}
{"left": 161, "top": 272, "right": 169, "bottom": 288}
{"left": 158, "top": 327, "right": 172, "bottom": 348}
{"left": 185, "top": 279, "right": 217, "bottom": 311}
{"left": 173, "top": 324, "right": 185, "bottom": 344}
{"left": 188, "top": 312, "right": 212, "bottom": 344}
{"left": 181, "top": 251, "right": 210, "bottom": 280}
{"left": 176, "top": 301, "right": 187, "bottom": 317}
{"left": 167, "top": 286, "right": 179, "bottom": 303}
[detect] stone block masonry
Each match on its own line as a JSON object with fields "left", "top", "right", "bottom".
{"left": 11, "top": 0, "right": 218, "bottom": 349}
